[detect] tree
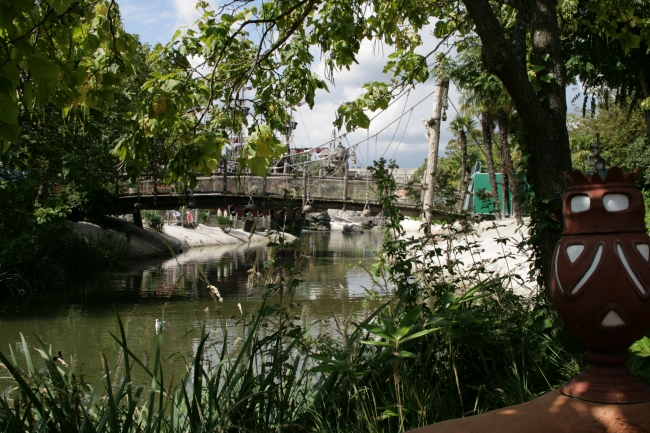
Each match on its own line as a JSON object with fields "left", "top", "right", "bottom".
{"left": 495, "top": 106, "right": 524, "bottom": 224}
{"left": 567, "top": 102, "right": 647, "bottom": 177}
{"left": 449, "top": 113, "right": 475, "bottom": 210}
{"left": 0, "top": 0, "right": 137, "bottom": 147}
{"left": 450, "top": 44, "right": 507, "bottom": 221}
{"left": 0, "top": 0, "right": 140, "bottom": 280}
{"left": 5, "top": 0, "right": 638, "bottom": 292}
{"left": 564, "top": 1, "right": 650, "bottom": 139}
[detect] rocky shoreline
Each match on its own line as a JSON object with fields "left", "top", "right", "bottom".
{"left": 71, "top": 216, "right": 297, "bottom": 260}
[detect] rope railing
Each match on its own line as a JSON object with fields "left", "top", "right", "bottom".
{"left": 120, "top": 174, "right": 422, "bottom": 207}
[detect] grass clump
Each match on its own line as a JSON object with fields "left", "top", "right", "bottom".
{"left": 142, "top": 210, "right": 164, "bottom": 232}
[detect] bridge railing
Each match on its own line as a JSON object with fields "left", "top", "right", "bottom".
{"left": 122, "top": 174, "right": 422, "bottom": 207}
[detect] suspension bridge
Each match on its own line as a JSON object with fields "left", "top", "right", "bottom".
{"left": 116, "top": 173, "right": 438, "bottom": 218}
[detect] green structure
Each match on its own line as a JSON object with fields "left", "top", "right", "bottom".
{"left": 463, "top": 162, "right": 513, "bottom": 216}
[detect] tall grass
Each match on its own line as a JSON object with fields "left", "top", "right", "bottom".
{"left": 0, "top": 284, "right": 592, "bottom": 433}
{"left": 0, "top": 231, "right": 130, "bottom": 294}
{"left": 58, "top": 232, "right": 131, "bottom": 272}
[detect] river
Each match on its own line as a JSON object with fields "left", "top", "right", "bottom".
{"left": 0, "top": 230, "right": 383, "bottom": 385}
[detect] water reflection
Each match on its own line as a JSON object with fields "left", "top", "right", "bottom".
{"left": 0, "top": 231, "right": 382, "bottom": 384}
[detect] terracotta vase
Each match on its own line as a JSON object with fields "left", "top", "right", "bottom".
{"left": 551, "top": 167, "right": 650, "bottom": 403}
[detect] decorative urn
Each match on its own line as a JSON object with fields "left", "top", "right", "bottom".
{"left": 551, "top": 167, "right": 650, "bottom": 403}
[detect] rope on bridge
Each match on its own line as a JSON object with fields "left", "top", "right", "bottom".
{"left": 281, "top": 87, "right": 435, "bottom": 173}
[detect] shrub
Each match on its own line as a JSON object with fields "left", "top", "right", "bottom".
{"left": 142, "top": 210, "right": 164, "bottom": 232}
{"left": 200, "top": 209, "right": 211, "bottom": 225}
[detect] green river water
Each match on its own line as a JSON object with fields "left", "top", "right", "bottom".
{"left": 0, "top": 231, "right": 382, "bottom": 386}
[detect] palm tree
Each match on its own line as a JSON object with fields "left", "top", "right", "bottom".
{"left": 496, "top": 106, "right": 524, "bottom": 224}
{"left": 451, "top": 44, "right": 524, "bottom": 222}
{"left": 449, "top": 113, "right": 476, "bottom": 211}
{"left": 451, "top": 49, "right": 503, "bottom": 219}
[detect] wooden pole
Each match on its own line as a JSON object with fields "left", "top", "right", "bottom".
{"left": 421, "top": 79, "right": 449, "bottom": 222}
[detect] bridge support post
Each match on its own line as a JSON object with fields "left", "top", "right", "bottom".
{"left": 133, "top": 204, "right": 143, "bottom": 230}
{"left": 342, "top": 163, "right": 349, "bottom": 211}
{"left": 302, "top": 169, "right": 307, "bottom": 208}
{"left": 222, "top": 158, "right": 228, "bottom": 193}
{"left": 318, "top": 169, "right": 323, "bottom": 197}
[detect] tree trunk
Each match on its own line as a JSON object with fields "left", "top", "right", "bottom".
{"left": 481, "top": 111, "right": 501, "bottom": 219}
{"left": 459, "top": 130, "right": 469, "bottom": 211}
{"left": 496, "top": 108, "right": 523, "bottom": 224}
{"left": 461, "top": 0, "right": 573, "bottom": 292}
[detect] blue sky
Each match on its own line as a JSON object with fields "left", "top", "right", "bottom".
{"left": 117, "top": 0, "right": 583, "bottom": 169}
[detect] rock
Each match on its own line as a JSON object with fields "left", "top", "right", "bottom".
{"left": 360, "top": 220, "right": 375, "bottom": 229}
{"left": 342, "top": 224, "right": 364, "bottom": 234}
{"left": 306, "top": 212, "right": 331, "bottom": 231}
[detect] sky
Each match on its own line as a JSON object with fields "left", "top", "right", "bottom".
{"left": 117, "top": 0, "right": 583, "bottom": 169}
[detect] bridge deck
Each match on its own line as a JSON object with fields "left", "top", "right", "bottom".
{"left": 117, "top": 175, "right": 428, "bottom": 217}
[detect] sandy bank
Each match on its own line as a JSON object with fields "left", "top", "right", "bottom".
{"left": 399, "top": 217, "right": 535, "bottom": 295}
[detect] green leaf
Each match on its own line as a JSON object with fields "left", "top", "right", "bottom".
{"left": 539, "top": 73, "right": 553, "bottom": 83}
{"left": 161, "top": 79, "right": 181, "bottom": 92}
{"left": 360, "top": 323, "right": 394, "bottom": 342}
{"left": 377, "top": 409, "right": 399, "bottom": 420}
{"left": 630, "top": 337, "right": 650, "bottom": 357}
{"left": 23, "top": 81, "right": 34, "bottom": 110}
{"left": 248, "top": 157, "right": 271, "bottom": 177}
{"left": 381, "top": 314, "right": 398, "bottom": 337}
{"left": 46, "top": 0, "right": 73, "bottom": 14}
{"left": 0, "top": 92, "right": 19, "bottom": 124}
{"left": 0, "top": 120, "right": 20, "bottom": 147}
{"left": 396, "top": 304, "right": 422, "bottom": 339}
{"left": 26, "top": 55, "right": 61, "bottom": 100}
{"left": 400, "top": 328, "right": 439, "bottom": 343}
{"left": 0, "top": 63, "right": 21, "bottom": 88}
{"left": 396, "top": 350, "right": 417, "bottom": 358}
{"left": 360, "top": 340, "right": 392, "bottom": 347}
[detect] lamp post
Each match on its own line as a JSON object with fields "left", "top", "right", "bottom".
{"left": 587, "top": 133, "right": 607, "bottom": 174}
